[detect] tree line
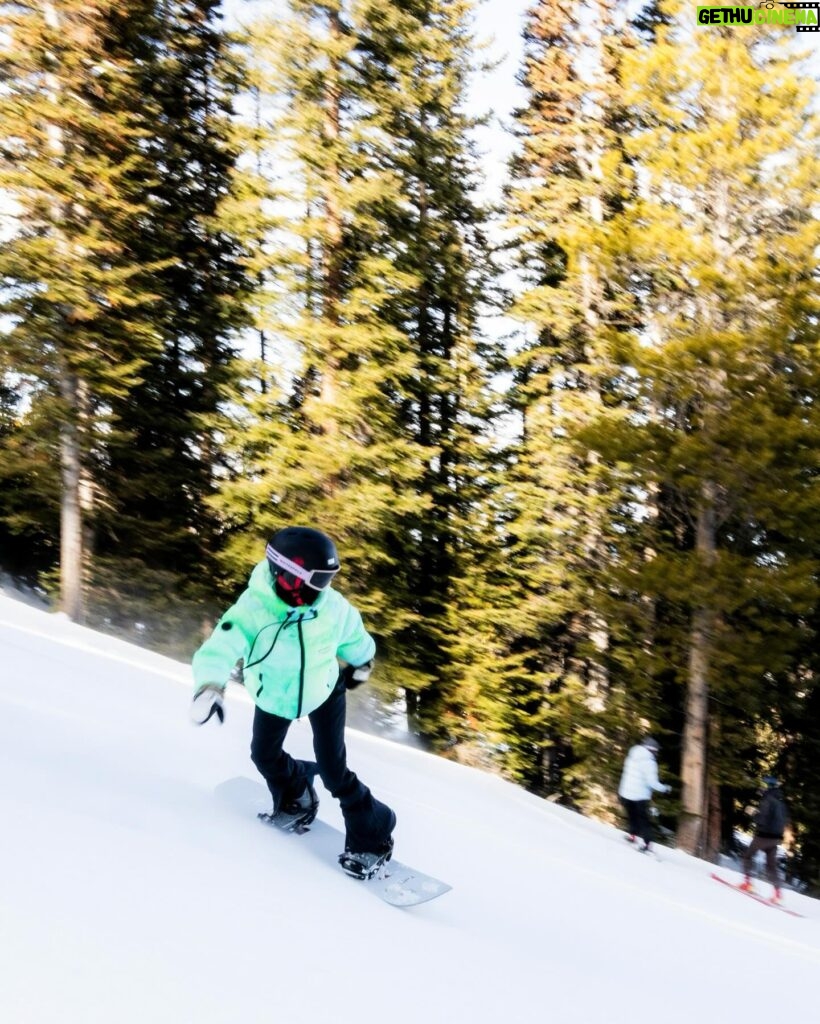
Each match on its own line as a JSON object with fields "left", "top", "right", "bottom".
{"left": 1, "top": 0, "right": 819, "bottom": 888}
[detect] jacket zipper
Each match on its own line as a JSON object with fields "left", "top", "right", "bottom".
{"left": 246, "top": 611, "right": 295, "bottom": 696}
{"left": 246, "top": 607, "right": 315, "bottom": 711}
{"left": 296, "top": 616, "right": 306, "bottom": 718}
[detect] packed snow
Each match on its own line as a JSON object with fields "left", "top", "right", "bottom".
{"left": 0, "top": 590, "right": 816, "bottom": 1024}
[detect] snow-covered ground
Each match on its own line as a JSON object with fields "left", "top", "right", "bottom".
{"left": 0, "top": 591, "right": 816, "bottom": 1024}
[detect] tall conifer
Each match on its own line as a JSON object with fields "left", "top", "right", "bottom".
{"left": 354, "top": 0, "right": 499, "bottom": 745}
{"left": 493, "top": 0, "right": 638, "bottom": 806}
{"left": 0, "top": 1, "right": 163, "bottom": 619}
{"left": 97, "top": 0, "right": 252, "bottom": 634}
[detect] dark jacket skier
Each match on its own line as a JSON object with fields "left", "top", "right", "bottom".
{"left": 740, "top": 777, "right": 788, "bottom": 902}
{"left": 190, "top": 526, "right": 396, "bottom": 878}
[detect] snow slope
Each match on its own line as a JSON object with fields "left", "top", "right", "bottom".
{"left": 0, "top": 591, "right": 816, "bottom": 1024}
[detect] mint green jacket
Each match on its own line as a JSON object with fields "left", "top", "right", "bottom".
{"left": 192, "top": 560, "right": 376, "bottom": 719}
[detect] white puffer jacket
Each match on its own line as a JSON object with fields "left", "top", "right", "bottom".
{"left": 618, "top": 744, "right": 668, "bottom": 801}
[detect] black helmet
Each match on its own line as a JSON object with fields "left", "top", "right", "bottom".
{"left": 643, "top": 736, "right": 660, "bottom": 753}
{"left": 266, "top": 526, "right": 341, "bottom": 606}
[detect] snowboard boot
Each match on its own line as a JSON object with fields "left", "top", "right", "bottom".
{"left": 338, "top": 836, "right": 394, "bottom": 880}
{"left": 335, "top": 806, "right": 393, "bottom": 880}
{"left": 739, "top": 876, "right": 754, "bottom": 893}
{"left": 259, "top": 779, "right": 319, "bottom": 834}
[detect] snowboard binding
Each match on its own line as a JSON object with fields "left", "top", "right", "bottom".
{"left": 258, "top": 780, "right": 319, "bottom": 835}
{"left": 338, "top": 837, "right": 394, "bottom": 881}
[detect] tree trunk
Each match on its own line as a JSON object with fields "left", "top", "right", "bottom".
{"left": 59, "top": 368, "right": 84, "bottom": 622}
{"left": 676, "top": 486, "right": 716, "bottom": 854}
{"left": 705, "top": 780, "right": 722, "bottom": 862}
{"left": 45, "top": 1, "right": 84, "bottom": 621}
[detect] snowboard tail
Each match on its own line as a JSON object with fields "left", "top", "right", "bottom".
{"left": 368, "top": 860, "right": 452, "bottom": 907}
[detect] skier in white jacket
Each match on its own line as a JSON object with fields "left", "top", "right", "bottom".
{"left": 618, "top": 737, "right": 671, "bottom": 852}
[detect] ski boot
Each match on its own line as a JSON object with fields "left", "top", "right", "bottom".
{"left": 771, "top": 886, "right": 782, "bottom": 904}
{"left": 338, "top": 836, "right": 394, "bottom": 880}
{"left": 258, "top": 780, "right": 319, "bottom": 834}
{"left": 739, "top": 876, "right": 754, "bottom": 893}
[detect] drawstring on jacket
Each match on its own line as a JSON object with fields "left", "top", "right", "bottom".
{"left": 244, "top": 608, "right": 318, "bottom": 711}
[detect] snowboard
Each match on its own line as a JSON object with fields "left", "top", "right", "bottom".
{"left": 710, "top": 872, "right": 804, "bottom": 918}
{"left": 215, "top": 776, "right": 452, "bottom": 908}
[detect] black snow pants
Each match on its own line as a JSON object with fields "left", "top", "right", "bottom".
{"left": 620, "top": 796, "right": 653, "bottom": 847}
{"left": 250, "top": 675, "right": 395, "bottom": 852}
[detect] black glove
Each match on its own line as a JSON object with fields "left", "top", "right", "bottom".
{"left": 190, "top": 684, "right": 225, "bottom": 725}
{"left": 342, "top": 659, "right": 374, "bottom": 690}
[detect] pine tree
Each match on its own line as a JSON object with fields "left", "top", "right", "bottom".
{"left": 94, "top": 0, "right": 253, "bottom": 638}
{"left": 491, "top": 0, "right": 640, "bottom": 807}
{"left": 353, "top": 0, "right": 499, "bottom": 746}
{"left": 0, "top": 1, "right": 164, "bottom": 619}
{"left": 214, "top": 0, "right": 425, "bottom": 581}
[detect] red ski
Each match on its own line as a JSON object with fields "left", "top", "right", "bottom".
{"left": 710, "top": 873, "right": 804, "bottom": 918}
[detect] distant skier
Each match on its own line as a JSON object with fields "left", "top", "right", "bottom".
{"left": 740, "top": 776, "right": 789, "bottom": 903}
{"left": 190, "top": 525, "right": 396, "bottom": 878}
{"left": 618, "top": 736, "right": 671, "bottom": 853}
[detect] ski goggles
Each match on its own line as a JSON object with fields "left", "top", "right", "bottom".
{"left": 265, "top": 543, "right": 341, "bottom": 591}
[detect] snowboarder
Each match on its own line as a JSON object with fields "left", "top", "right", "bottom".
{"left": 618, "top": 736, "right": 671, "bottom": 853}
{"left": 740, "top": 776, "right": 789, "bottom": 903}
{"left": 190, "top": 525, "right": 396, "bottom": 878}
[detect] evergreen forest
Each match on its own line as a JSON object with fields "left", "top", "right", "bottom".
{"left": 1, "top": 1, "right": 819, "bottom": 888}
